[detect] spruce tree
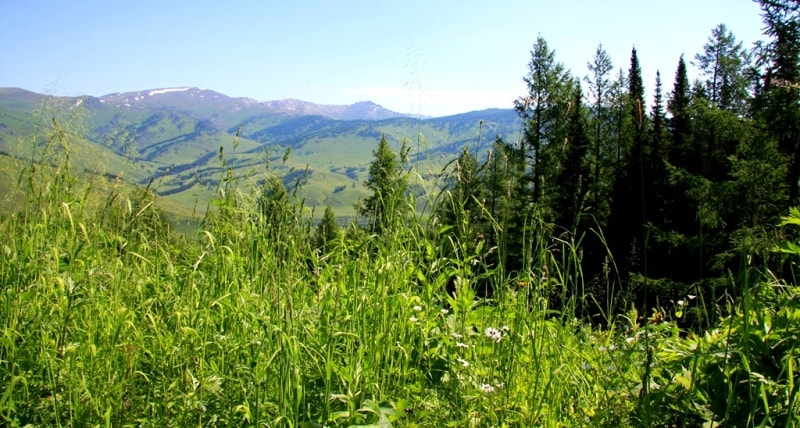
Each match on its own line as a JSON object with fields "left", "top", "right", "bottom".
{"left": 553, "top": 86, "right": 590, "bottom": 233}
{"left": 438, "top": 145, "right": 488, "bottom": 258}
{"left": 315, "top": 205, "right": 340, "bottom": 252}
{"left": 363, "top": 134, "right": 409, "bottom": 234}
{"left": 755, "top": 0, "right": 800, "bottom": 206}
{"left": 514, "top": 36, "right": 574, "bottom": 210}
{"left": 585, "top": 44, "right": 615, "bottom": 223}
{"left": 481, "top": 137, "right": 526, "bottom": 273}
{"left": 607, "top": 47, "right": 648, "bottom": 281}
{"left": 667, "top": 55, "right": 696, "bottom": 173}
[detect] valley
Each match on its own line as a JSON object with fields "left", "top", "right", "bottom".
{"left": 0, "top": 87, "right": 520, "bottom": 220}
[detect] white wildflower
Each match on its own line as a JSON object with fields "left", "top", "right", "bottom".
{"left": 457, "top": 358, "right": 470, "bottom": 368}
{"left": 484, "top": 326, "right": 503, "bottom": 342}
{"left": 501, "top": 325, "right": 510, "bottom": 332}
{"left": 440, "top": 308, "right": 449, "bottom": 315}
{"left": 677, "top": 299, "right": 687, "bottom": 307}
{"left": 581, "top": 361, "right": 592, "bottom": 371}
{"left": 409, "top": 316, "right": 418, "bottom": 323}
{"left": 479, "top": 383, "right": 495, "bottom": 393}
{"left": 625, "top": 336, "right": 636, "bottom": 344}
{"left": 456, "top": 342, "right": 469, "bottom": 349}
{"left": 688, "top": 294, "right": 696, "bottom": 300}
{"left": 412, "top": 305, "right": 422, "bottom": 312}
{"left": 451, "top": 332, "right": 464, "bottom": 339}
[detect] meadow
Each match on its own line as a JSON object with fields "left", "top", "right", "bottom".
{"left": 1, "top": 122, "right": 799, "bottom": 427}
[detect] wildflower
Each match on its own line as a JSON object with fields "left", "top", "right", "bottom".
{"left": 484, "top": 327, "right": 503, "bottom": 342}
{"left": 479, "top": 383, "right": 495, "bottom": 393}
{"left": 625, "top": 336, "right": 636, "bottom": 344}
{"left": 581, "top": 361, "right": 592, "bottom": 371}
{"left": 456, "top": 342, "right": 469, "bottom": 349}
{"left": 457, "top": 358, "right": 470, "bottom": 368}
{"left": 451, "top": 332, "right": 464, "bottom": 339}
{"left": 501, "top": 325, "right": 510, "bottom": 332}
{"left": 409, "top": 316, "right": 418, "bottom": 323}
{"left": 688, "top": 294, "right": 696, "bottom": 300}
{"left": 598, "top": 346, "right": 607, "bottom": 352}
{"left": 677, "top": 299, "right": 687, "bottom": 307}
{"left": 440, "top": 308, "right": 449, "bottom": 315}
{"left": 412, "top": 305, "right": 422, "bottom": 312}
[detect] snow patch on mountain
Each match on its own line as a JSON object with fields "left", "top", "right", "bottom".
{"left": 148, "top": 87, "right": 191, "bottom": 96}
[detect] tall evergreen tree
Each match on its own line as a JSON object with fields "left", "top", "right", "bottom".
{"left": 667, "top": 55, "right": 696, "bottom": 173}
{"left": 439, "top": 145, "right": 487, "bottom": 255}
{"left": 628, "top": 47, "right": 647, "bottom": 146}
{"left": 609, "top": 68, "right": 630, "bottom": 177}
{"left": 694, "top": 24, "right": 752, "bottom": 114}
{"left": 481, "top": 137, "right": 526, "bottom": 273}
{"left": 607, "top": 48, "right": 648, "bottom": 280}
{"left": 754, "top": 0, "right": 800, "bottom": 207}
{"left": 553, "top": 86, "right": 591, "bottom": 233}
{"left": 585, "top": 44, "right": 615, "bottom": 222}
{"left": 362, "top": 134, "right": 410, "bottom": 234}
{"left": 662, "top": 56, "right": 706, "bottom": 283}
{"left": 645, "top": 71, "right": 678, "bottom": 280}
{"left": 514, "top": 36, "right": 574, "bottom": 210}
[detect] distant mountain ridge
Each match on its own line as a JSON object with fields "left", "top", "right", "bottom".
{"left": 0, "top": 86, "right": 520, "bottom": 218}
{"left": 97, "top": 87, "right": 407, "bottom": 121}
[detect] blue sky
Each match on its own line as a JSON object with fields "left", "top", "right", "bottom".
{"left": 1, "top": 1, "right": 765, "bottom": 117}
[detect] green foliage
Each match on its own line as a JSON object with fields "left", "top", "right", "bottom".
{"left": 515, "top": 36, "right": 575, "bottom": 209}
{"left": 4, "top": 6, "right": 800, "bottom": 425}
{"left": 694, "top": 23, "right": 752, "bottom": 114}
{"left": 4, "top": 105, "right": 800, "bottom": 428}
{"left": 316, "top": 205, "right": 341, "bottom": 253}
{"left": 362, "top": 134, "right": 411, "bottom": 234}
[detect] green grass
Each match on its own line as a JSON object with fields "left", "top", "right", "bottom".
{"left": 1, "top": 120, "right": 799, "bottom": 427}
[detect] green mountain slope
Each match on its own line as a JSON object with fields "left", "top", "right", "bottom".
{"left": 0, "top": 87, "right": 521, "bottom": 218}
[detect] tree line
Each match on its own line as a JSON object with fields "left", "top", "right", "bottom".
{"left": 315, "top": 0, "right": 798, "bottom": 325}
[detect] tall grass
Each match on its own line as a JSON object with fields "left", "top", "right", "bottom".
{"left": 0, "top": 118, "right": 798, "bottom": 426}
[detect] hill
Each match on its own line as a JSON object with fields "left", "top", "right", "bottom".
{"left": 0, "top": 87, "right": 521, "bottom": 218}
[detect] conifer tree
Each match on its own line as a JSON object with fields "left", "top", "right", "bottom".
{"left": 607, "top": 48, "right": 648, "bottom": 279}
{"left": 754, "top": 0, "right": 800, "bottom": 206}
{"left": 553, "top": 86, "right": 590, "bottom": 233}
{"left": 315, "top": 205, "right": 340, "bottom": 252}
{"left": 514, "top": 36, "right": 574, "bottom": 210}
{"left": 667, "top": 55, "right": 696, "bottom": 173}
{"left": 694, "top": 24, "right": 752, "bottom": 114}
{"left": 438, "top": 145, "right": 488, "bottom": 258}
{"left": 585, "top": 44, "right": 615, "bottom": 223}
{"left": 628, "top": 47, "right": 647, "bottom": 147}
{"left": 481, "top": 137, "right": 526, "bottom": 273}
{"left": 363, "top": 134, "right": 409, "bottom": 234}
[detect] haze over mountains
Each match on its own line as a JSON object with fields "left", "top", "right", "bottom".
{"left": 0, "top": 86, "right": 520, "bottom": 218}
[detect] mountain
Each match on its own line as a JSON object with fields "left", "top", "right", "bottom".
{"left": 0, "top": 86, "right": 521, "bottom": 218}
{"left": 97, "top": 87, "right": 405, "bottom": 125}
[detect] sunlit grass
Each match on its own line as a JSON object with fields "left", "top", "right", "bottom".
{"left": 0, "top": 120, "right": 798, "bottom": 427}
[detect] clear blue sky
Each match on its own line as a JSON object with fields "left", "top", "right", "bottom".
{"left": 0, "top": 1, "right": 766, "bottom": 117}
